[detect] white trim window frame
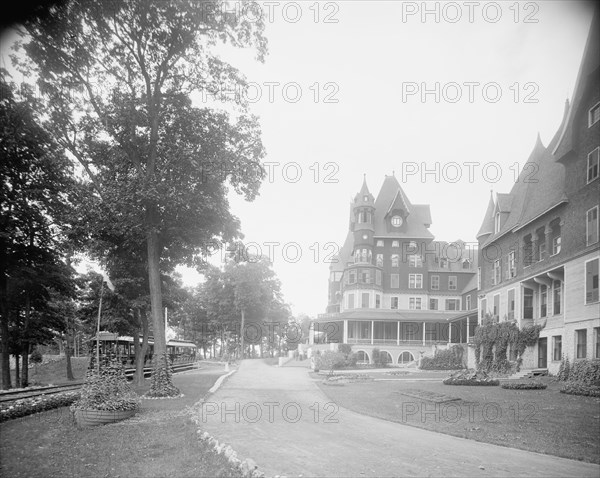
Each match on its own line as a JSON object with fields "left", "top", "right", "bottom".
{"left": 584, "top": 257, "right": 599, "bottom": 305}
{"left": 589, "top": 101, "right": 600, "bottom": 127}
{"left": 586, "top": 206, "right": 599, "bottom": 246}
{"left": 588, "top": 147, "right": 599, "bottom": 183}
{"left": 431, "top": 274, "right": 440, "bottom": 290}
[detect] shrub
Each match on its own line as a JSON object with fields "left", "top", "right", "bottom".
{"left": 560, "top": 383, "right": 600, "bottom": 397}
{"left": 444, "top": 379, "right": 499, "bottom": 386}
{"left": 315, "top": 351, "right": 346, "bottom": 374}
{"left": 72, "top": 354, "right": 139, "bottom": 411}
{"left": 501, "top": 382, "right": 547, "bottom": 390}
{"left": 30, "top": 349, "right": 43, "bottom": 365}
{"left": 567, "top": 360, "right": 600, "bottom": 386}
{"left": 0, "top": 391, "right": 80, "bottom": 423}
{"left": 420, "top": 348, "right": 463, "bottom": 370}
{"left": 557, "top": 356, "right": 571, "bottom": 381}
{"left": 371, "top": 348, "right": 390, "bottom": 368}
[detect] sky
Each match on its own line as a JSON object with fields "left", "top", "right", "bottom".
{"left": 2, "top": 0, "right": 595, "bottom": 319}
{"left": 184, "top": 0, "right": 594, "bottom": 318}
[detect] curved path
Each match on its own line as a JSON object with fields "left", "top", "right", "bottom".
{"left": 197, "top": 359, "right": 599, "bottom": 478}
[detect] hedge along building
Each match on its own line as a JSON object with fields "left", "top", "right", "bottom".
{"left": 310, "top": 174, "right": 478, "bottom": 366}
{"left": 476, "top": 11, "right": 600, "bottom": 376}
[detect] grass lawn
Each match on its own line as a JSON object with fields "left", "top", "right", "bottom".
{"left": 1, "top": 357, "right": 90, "bottom": 388}
{"left": 0, "top": 368, "right": 242, "bottom": 478}
{"left": 315, "top": 374, "right": 600, "bottom": 464}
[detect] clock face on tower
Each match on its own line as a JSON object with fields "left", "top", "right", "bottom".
{"left": 391, "top": 215, "right": 403, "bottom": 227}
{"left": 362, "top": 234, "right": 368, "bottom": 240}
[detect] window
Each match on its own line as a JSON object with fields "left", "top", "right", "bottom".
{"left": 477, "top": 267, "right": 481, "bottom": 290}
{"left": 523, "top": 236, "right": 533, "bottom": 266}
{"left": 462, "top": 259, "right": 471, "bottom": 269}
{"left": 408, "top": 241, "right": 417, "bottom": 250}
{"left": 495, "top": 212, "right": 501, "bottom": 233}
{"left": 439, "top": 258, "right": 448, "bottom": 269}
{"left": 391, "top": 297, "right": 399, "bottom": 310}
{"left": 552, "top": 236, "right": 561, "bottom": 255}
{"left": 493, "top": 260, "right": 501, "bottom": 285}
{"left": 360, "top": 269, "right": 371, "bottom": 284}
{"left": 445, "top": 299, "right": 460, "bottom": 311}
{"left": 553, "top": 280, "right": 562, "bottom": 315}
{"left": 409, "top": 274, "right": 423, "bottom": 289}
{"left": 586, "top": 258, "right": 599, "bottom": 304}
{"left": 590, "top": 101, "right": 600, "bottom": 127}
{"left": 553, "top": 336, "right": 562, "bottom": 361}
{"left": 587, "top": 206, "right": 599, "bottom": 245}
{"left": 595, "top": 327, "right": 600, "bottom": 359}
{"left": 363, "top": 195, "right": 369, "bottom": 202}
{"left": 391, "top": 274, "right": 399, "bottom": 288}
{"left": 376, "top": 240, "right": 384, "bottom": 247}
{"left": 448, "top": 276, "right": 457, "bottom": 290}
{"left": 391, "top": 254, "right": 399, "bottom": 267}
{"left": 431, "top": 275, "right": 440, "bottom": 290}
{"left": 480, "top": 298, "right": 487, "bottom": 319}
{"left": 540, "top": 285, "right": 547, "bottom": 318}
{"left": 392, "top": 240, "right": 400, "bottom": 248}
{"left": 507, "top": 289, "right": 515, "bottom": 320}
{"left": 508, "top": 251, "right": 516, "bottom": 278}
{"left": 409, "top": 297, "right": 422, "bottom": 310}
{"left": 347, "top": 293, "right": 354, "bottom": 309}
{"left": 408, "top": 255, "right": 423, "bottom": 268}
{"left": 429, "top": 298, "right": 438, "bottom": 310}
{"left": 465, "top": 295, "right": 472, "bottom": 310}
{"left": 493, "top": 294, "right": 500, "bottom": 318}
{"left": 375, "top": 295, "right": 381, "bottom": 309}
{"left": 361, "top": 293, "right": 369, "bottom": 308}
{"left": 588, "top": 148, "right": 599, "bottom": 183}
{"left": 375, "top": 269, "right": 382, "bottom": 286}
{"left": 376, "top": 254, "right": 383, "bottom": 267}
{"left": 391, "top": 216, "right": 402, "bottom": 227}
{"left": 576, "top": 329, "right": 587, "bottom": 359}
{"left": 523, "top": 287, "right": 533, "bottom": 319}
{"left": 349, "top": 270, "right": 356, "bottom": 284}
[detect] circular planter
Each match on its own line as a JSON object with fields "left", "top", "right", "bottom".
{"left": 74, "top": 408, "right": 136, "bottom": 427}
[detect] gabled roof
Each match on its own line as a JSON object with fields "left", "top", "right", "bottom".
{"left": 373, "top": 175, "right": 434, "bottom": 238}
{"left": 481, "top": 119, "right": 568, "bottom": 247}
{"left": 462, "top": 274, "right": 478, "bottom": 294}
{"left": 553, "top": 7, "right": 600, "bottom": 160}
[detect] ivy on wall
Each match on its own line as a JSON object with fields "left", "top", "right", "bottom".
{"left": 473, "top": 314, "right": 543, "bottom": 374}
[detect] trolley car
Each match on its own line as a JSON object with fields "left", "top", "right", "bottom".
{"left": 90, "top": 332, "right": 197, "bottom": 365}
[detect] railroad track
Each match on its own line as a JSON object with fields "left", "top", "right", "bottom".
{"left": 0, "top": 362, "right": 199, "bottom": 403}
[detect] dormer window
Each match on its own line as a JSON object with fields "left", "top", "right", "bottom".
{"left": 495, "top": 212, "right": 501, "bottom": 233}
{"left": 589, "top": 101, "right": 600, "bottom": 127}
{"left": 391, "top": 215, "right": 403, "bottom": 227}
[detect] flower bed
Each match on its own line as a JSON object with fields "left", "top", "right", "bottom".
{"left": 559, "top": 383, "right": 600, "bottom": 397}
{"left": 0, "top": 391, "right": 80, "bottom": 422}
{"left": 501, "top": 382, "right": 547, "bottom": 390}
{"left": 443, "top": 369, "right": 499, "bottom": 386}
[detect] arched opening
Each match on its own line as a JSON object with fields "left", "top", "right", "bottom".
{"left": 356, "top": 350, "right": 370, "bottom": 364}
{"left": 398, "top": 351, "right": 415, "bottom": 365}
{"left": 379, "top": 350, "right": 393, "bottom": 364}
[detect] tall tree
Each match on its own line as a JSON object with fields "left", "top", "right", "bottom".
{"left": 15, "top": 0, "right": 267, "bottom": 394}
{"left": 0, "top": 76, "right": 79, "bottom": 389}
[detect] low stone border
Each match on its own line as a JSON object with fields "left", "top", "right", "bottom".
{"left": 141, "top": 393, "right": 185, "bottom": 400}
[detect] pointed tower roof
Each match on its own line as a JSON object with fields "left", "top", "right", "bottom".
{"left": 354, "top": 174, "right": 375, "bottom": 205}
{"left": 476, "top": 191, "right": 496, "bottom": 240}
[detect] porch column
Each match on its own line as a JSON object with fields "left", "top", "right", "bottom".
{"left": 466, "top": 316, "right": 470, "bottom": 342}
{"left": 422, "top": 321, "right": 426, "bottom": 346}
{"left": 371, "top": 321, "right": 374, "bottom": 345}
{"left": 397, "top": 321, "right": 400, "bottom": 346}
{"left": 343, "top": 320, "right": 348, "bottom": 344}
{"left": 448, "top": 321, "right": 452, "bottom": 344}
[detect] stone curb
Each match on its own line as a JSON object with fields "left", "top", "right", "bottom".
{"left": 187, "top": 369, "right": 266, "bottom": 478}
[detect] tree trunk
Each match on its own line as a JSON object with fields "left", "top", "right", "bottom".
{"left": 240, "top": 309, "right": 245, "bottom": 360}
{"left": 21, "top": 344, "right": 29, "bottom": 387}
{"left": 65, "top": 332, "right": 74, "bottom": 381}
{"left": 14, "top": 353, "right": 19, "bottom": 387}
{"left": 134, "top": 309, "right": 149, "bottom": 386}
